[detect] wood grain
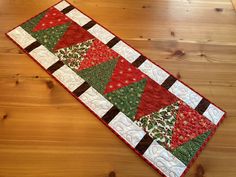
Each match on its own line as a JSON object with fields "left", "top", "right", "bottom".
{"left": 0, "top": 0, "right": 236, "bottom": 177}
{"left": 232, "top": 0, "right": 236, "bottom": 11}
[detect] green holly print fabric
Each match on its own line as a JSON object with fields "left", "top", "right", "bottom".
{"left": 78, "top": 58, "right": 118, "bottom": 93}
{"left": 171, "top": 131, "right": 211, "bottom": 165}
{"left": 135, "top": 102, "right": 179, "bottom": 149}
{"left": 105, "top": 79, "right": 147, "bottom": 120}
{"left": 54, "top": 39, "right": 94, "bottom": 70}
{"left": 21, "top": 11, "right": 46, "bottom": 33}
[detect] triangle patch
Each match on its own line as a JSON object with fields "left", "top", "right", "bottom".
{"left": 104, "top": 57, "right": 147, "bottom": 94}
{"left": 135, "top": 101, "right": 180, "bottom": 149}
{"left": 78, "top": 58, "right": 118, "bottom": 93}
{"left": 135, "top": 78, "right": 178, "bottom": 120}
{"left": 171, "top": 131, "right": 211, "bottom": 165}
{"left": 33, "top": 7, "right": 71, "bottom": 32}
{"left": 21, "top": 11, "right": 47, "bottom": 33}
{"left": 79, "top": 39, "right": 120, "bottom": 71}
{"left": 53, "top": 22, "right": 94, "bottom": 51}
{"left": 170, "top": 102, "right": 214, "bottom": 149}
{"left": 105, "top": 79, "right": 147, "bottom": 120}
{"left": 31, "top": 23, "right": 70, "bottom": 51}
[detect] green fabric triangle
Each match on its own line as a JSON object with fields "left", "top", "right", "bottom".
{"left": 54, "top": 39, "right": 94, "bottom": 70}
{"left": 78, "top": 58, "right": 118, "bottom": 93}
{"left": 21, "top": 10, "right": 70, "bottom": 51}
{"left": 30, "top": 23, "right": 70, "bottom": 51}
{"left": 105, "top": 79, "right": 147, "bottom": 120}
{"left": 21, "top": 11, "right": 46, "bottom": 33}
{"left": 171, "top": 131, "right": 211, "bottom": 165}
{"left": 135, "top": 101, "right": 179, "bottom": 149}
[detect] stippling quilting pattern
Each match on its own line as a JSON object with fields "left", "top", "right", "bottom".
{"left": 52, "top": 65, "right": 84, "bottom": 91}
{"left": 109, "top": 112, "right": 146, "bottom": 148}
{"left": 144, "top": 141, "right": 186, "bottom": 177}
{"left": 7, "top": 1, "right": 226, "bottom": 177}
{"left": 79, "top": 87, "right": 113, "bottom": 117}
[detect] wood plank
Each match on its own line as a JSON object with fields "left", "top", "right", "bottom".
{"left": 232, "top": 0, "right": 236, "bottom": 11}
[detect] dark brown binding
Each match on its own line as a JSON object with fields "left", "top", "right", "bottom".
{"left": 106, "top": 37, "right": 120, "bottom": 48}
{"left": 132, "top": 55, "right": 146, "bottom": 68}
{"left": 161, "top": 75, "right": 177, "bottom": 90}
{"left": 195, "top": 98, "right": 210, "bottom": 114}
{"left": 135, "top": 134, "right": 153, "bottom": 155}
{"left": 61, "top": 5, "right": 75, "bottom": 14}
{"left": 102, "top": 106, "right": 120, "bottom": 124}
{"left": 72, "top": 82, "right": 90, "bottom": 97}
{"left": 24, "top": 41, "right": 41, "bottom": 52}
{"left": 47, "top": 60, "right": 64, "bottom": 73}
{"left": 82, "top": 20, "right": 96, "bottom": 30}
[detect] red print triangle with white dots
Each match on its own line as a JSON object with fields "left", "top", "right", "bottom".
{"left": 53, "top": 22, "right": 94, "bottom": 51}
{"left": 79, "top": 39, "right": 119, "bottom": 71}
{"left": 135, "top": 78, "right": 178, "bottom": 120}
{"left": 33, "top": 7, "right": 71, "bottom": 32}
{"left": 103, "top": 57, "right": 147, "bottom": 94}
{"left": 170, "top": 101, "right": 214, "bottom": 149}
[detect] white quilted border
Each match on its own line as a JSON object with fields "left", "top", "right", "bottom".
{"left": 144, "top": 141, "right": 186, "bottom": 177}
{"left": 109, "top": 112, "right": 146, "bottom": 148}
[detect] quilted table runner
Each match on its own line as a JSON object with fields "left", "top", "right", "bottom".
{"left": 6, "top": 1, "right": 226, "bottom": 177}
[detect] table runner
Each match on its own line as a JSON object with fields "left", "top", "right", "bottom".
{"left": 6, "top": 1, "right": 226, "bottom": 176}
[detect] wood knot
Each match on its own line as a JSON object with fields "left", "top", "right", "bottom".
{"left": 18, "top": 50, "right": 24, "bottom": 54}
{"left": 15, "top": 79, "right": 19, "bottom": 85}
{"left": 215, "top": 8, "right": 223, "bottom": 12}
{"left": 200, "top": 53, "right": 207, "bottom": 57}
{"left": 2, "top": 114, "right": 8, "bottom": 120}
{"left": 172, "top": 50, "right": 185, "bottom": 57}
{"left": 170, "top": 31, "right": 175, "bottom": 37}
{"left": 139, "top": 35, "right": 143, "bottom": 38}
{"left": 176, "top": 72, "right": 181, "bottom": 79}
{"left": 46, "top": 80, "right": 54, "bottom": 89}
{"left": 195, "top": 164, "right": 205, "bottom": 177}
{"left": 35, "top": 75, "right": 39, "bottom": 78}
{"left": 108, "top": 171, "right": 116, "bottom": 177}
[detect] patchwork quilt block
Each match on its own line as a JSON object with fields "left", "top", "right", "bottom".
{"left": 6, "top": 1, "right": 226, "bottom": 177}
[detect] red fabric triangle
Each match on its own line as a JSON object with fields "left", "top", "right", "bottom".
{"left": 170, "top": 101, "right": 214, "bottom": 149}
{"left": 53, "top": 22, "right": 94, "bottom": 51}
{"left": 79, "top": 39, "right": 119, "bottom": 71}
{"left": 33, "top": 7, "right": 71, "bottom": 32}
{"left": 135, "top": 78, "right": 178, "bottom": 120}
{"left": 103, "top": 57, "right": 147, "bottom": 94}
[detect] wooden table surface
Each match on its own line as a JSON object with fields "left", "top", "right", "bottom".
{"left": 0, "top": 0, "right": 236, "bottom": 177}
